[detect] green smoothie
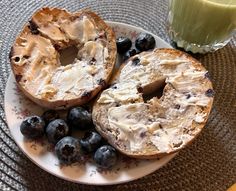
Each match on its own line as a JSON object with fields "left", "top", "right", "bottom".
{"left": 168, "top": 0, "right": 236, "bottom": 47}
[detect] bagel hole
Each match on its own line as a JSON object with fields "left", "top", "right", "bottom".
{"left": 142, "top": 85, "right": 165, "bottom": 102}
{"left": 141, "top": 79, "right": 166, "bottom": 102}
{"left": 59, "top": 45, "right": 78, "bottom": 66}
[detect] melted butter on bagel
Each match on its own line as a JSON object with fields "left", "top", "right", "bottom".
{"left": 96, "top": 49, "right": 213, "bottom": 155}
{"left": 10, "top": 8, "right": 116, "bottom": 108}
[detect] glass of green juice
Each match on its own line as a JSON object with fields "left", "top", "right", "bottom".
{"left": 167, "top": 0, "right": 236, "bottom": 53}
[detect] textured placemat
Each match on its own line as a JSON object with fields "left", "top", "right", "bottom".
{"left": 0, "top": 0, "right": 235, "bottom": 190}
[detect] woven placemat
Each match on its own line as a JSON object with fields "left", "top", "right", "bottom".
{"left": 0, "top": 0, "right": 235, "bottom": 190}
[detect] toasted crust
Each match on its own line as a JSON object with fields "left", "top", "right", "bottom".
{"left": 9, "top": 7, "right": 116, "bottom": 109}
{"left": 92, "top": 48, "right": 214, "bottom": 159}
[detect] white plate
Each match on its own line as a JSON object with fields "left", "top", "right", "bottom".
{"left": 4, "top": 21, "right": 176, "bottom": 185}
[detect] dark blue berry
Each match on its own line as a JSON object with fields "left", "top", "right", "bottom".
{"left": 94, "top": 145, "right": 117, "bottom": 169}
{"left": 67, "top": 107, "right": 93, "bottom": 130}
{"left": 42, "top": 110, "right": 60, "bottom": 125}
{"left": 46, "top": 119, "right": 70, "bottom": 144}
{"left": 55, "top": 136, "right": 81, "bottom": 164}
{"left": 123, "top": 49, "right": 137, "bottom": 60}
{"left": 135, "top": 33, "right": 155, "bottom": 51}
{"left": 20, "top": 116, "right": 45, "bottom": 139}
{"left": 116, "top": 37, "right": 132, "bottom": 54}
{"left": 80, "top": 131, "right": 103, "bottom": 153}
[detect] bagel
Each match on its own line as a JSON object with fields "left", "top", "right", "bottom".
{"left": 92, "top": 48, "right": 214, "bottom": 159}
{"left": 9, "top": 7, "right": 116, "bottom": 109}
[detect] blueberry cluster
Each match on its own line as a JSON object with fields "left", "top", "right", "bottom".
{"left": 116, "top": 33, "right": 156, "bottom": 60}
{"left": 20, "top": 107, "right": 117, "bottom": 169}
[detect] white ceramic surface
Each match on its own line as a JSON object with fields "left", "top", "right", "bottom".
{"left": 4, "top": 21, "right": 176, "bottom": 185}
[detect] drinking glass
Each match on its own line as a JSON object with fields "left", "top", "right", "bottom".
{"left": 167, "top": 0, "right": 236, "bottom": 53}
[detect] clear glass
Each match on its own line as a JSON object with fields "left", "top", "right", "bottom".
{"left": 167, "top": 0, "right": 236, "bottom": 53}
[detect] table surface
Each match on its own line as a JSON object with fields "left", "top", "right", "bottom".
{"left": 0, "top": 0, "right": 235, "bottom": 190}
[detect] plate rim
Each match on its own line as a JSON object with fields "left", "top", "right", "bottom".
{"left": 4, "top": 21, "right": 176, "bottom": 185}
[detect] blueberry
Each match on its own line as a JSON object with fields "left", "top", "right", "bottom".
{"left": 116, "top": 37, "right": 132, "bottom": 54}
{"left": 46, "top": 119, "right": 70, "bottom": 144}
{"left": 42, "top": 110, "right": 60, "bottom": 125}
{"left": 80, "top": 131, "right": 103, "bottom": 153}
{"left": 94, "top": 145, "right": 117, "bottom": 169}
{"left": 20, "top": 116, "right": 45, "bottom": 139}
{"left": 67, "top": 107, "right": 93, "bottom": 130}
{"left": 55, "top": 136, "right": 81, "bottom": 164}
{"left": 135, "top": 33, "right": 156, "bottom": 51}
{"left": 123, "top": 49, "right": 137, "bottom": 60}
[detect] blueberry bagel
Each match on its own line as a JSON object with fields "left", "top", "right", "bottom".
{"left": 9, "top": 7, "right": 116, "bottom": 109}
{"left": 92, "top": 48, "right": 214, "bottom": 159}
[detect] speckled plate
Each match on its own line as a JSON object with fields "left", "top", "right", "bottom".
{"left": 4, "top": 21, "right": 176, "bottom": 185}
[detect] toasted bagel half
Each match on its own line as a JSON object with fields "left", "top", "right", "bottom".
{"left": 9, "top": 7, "right": 116, "bottom": 109}
{"left": 92, "top": 48, "right": 214, "bottom": 159}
